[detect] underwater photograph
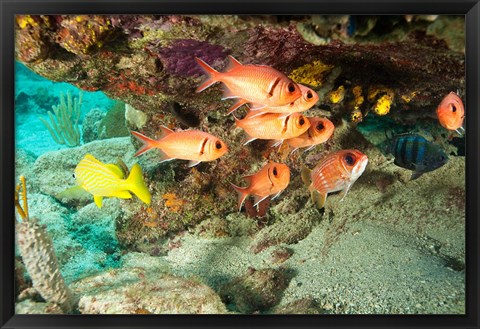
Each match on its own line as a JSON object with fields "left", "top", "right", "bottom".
{"left": 13, "top": 14, "right": 465, "bottom": 315}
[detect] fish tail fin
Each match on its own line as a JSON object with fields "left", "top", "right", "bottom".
{"left": 230, "top": 182, "right": 249, "bottom": 212}
{"left": 131, "top": 131, "right": 158, "bottom": 157}
{"left": 195, "top": 57, "right": 220, "bottom": 92}
{"left": 301, "top": 165, "right": 312, "bottom": 187}
{"left": 126, "top": 163, "right": 152, "bottom": 205}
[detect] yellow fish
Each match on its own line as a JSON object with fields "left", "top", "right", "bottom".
{"left": 73, "top": 154, "right": 151, "bottom": 208}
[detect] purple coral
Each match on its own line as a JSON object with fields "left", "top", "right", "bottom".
{"left": 153, "top": 39, "right": 230, "bottom": 77}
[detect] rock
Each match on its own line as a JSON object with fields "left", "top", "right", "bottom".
{"left": 82, "top": 108, "right": 106, "bottom": 143}
{"left": 271, "top": 296, "right": 327, "bottom": 314}
{"left": 219, "top": 268, "right": 291, "bottom": 313}
{"left": 98, "top": 102, "right": 130, "bottom": 139}
{"left": 15, "top": 148, "right": 38, "bottom": 192}
{"left": 71, "top": 254, "right": 228, "bottom": 314}
{"left": 15, "top": 299, "right": 65, "bottom": 314}
{"left": 20, "top": 193, "right": 121, "bottom": 284}
{"left": 250, "top": 206, "right": 319, "bottom": 254}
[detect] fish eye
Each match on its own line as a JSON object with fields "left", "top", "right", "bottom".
{"left": 299, "top": 117, "right": 305, "bottom": 125}
{"left": 451, "top": 104, "right": 457, "bottom": 113}
{"left": 306, "top": 91, "right": 313, "bottom": 99}
{"left": 72, "top": 173, "right": 76, "bottom": 178}
{"left": 287, "top": 82, "right": 296, "bottom": 93}
{"left": 344, "top": 153, "right": 356, "bottom": 165}
{"left": 215, "top": 141, "right": 222, "bottom": 149}
{"left": 273, "top": 167, "right": 278, "bottom": 176}
{"left": 316, "top": 122, "right": 324, "bottom": 131}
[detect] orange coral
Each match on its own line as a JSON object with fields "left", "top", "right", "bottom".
{"left": 162, "top": 193, "right": 186, "bottom": 213}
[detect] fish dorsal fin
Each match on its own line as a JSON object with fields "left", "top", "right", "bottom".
{"left": 106, "top": 164, "right": 125, "bottom": 179}
{"left": 226, "top": 55, "right": 243, "bottom": 70}
{"left": 159, "top": 126, "right": 174, "bottom": 139}
{"left": 83, "top": 154, "right": 102, "bottom": 165}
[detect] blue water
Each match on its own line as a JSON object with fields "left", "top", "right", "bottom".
{"left": 15, "top": 61, "right": 116, "bottom": 156}
{"left": 15, "top": 61, "right": 121, "bottom": 282}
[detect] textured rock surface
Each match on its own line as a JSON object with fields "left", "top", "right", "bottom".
{"left": 71, "top": 253, "right": 228, "bottom": 314}
{"left": 219, "top": 268, "right": 291, "bottom": 313}
{"left": 16, "top": 219, "right": 77, "bottom": 313}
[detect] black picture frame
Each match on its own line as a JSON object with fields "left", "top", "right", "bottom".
{"left": 1, "top": 1, "right": 479, "bottom": 328}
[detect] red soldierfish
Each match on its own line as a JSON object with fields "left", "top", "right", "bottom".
{"left": 195, "top": 56, "right": 302, "bottom": 113}
{"left": 436, "top": 92, "right": 465, "bottom": 134}
{"left": 286, "top": 117, "right": 334, "bottom": 153}
{"left": 231, "top": 162, "right": 290, "bottom": 211}
{"left": 301, "top": 149, "right": 368, "bottom": 209}
{"left": 132, "top": 127, "right": 228, "bottom": 167}
{"left": 235, "top": 111, "right": 311, "bottom": 145}
{"left": 243, "top": 84, "right": 319, "bottom": 117}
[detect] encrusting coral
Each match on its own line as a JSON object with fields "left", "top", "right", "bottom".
{"left": 39, "top": 91, "right": 82, "bottom": 147}
{"left": 15, "top": 176, "right": 77, "bottom": 313}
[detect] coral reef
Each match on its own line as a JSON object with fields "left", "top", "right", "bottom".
{"left": 15, "top": 176, "right": 77, "bottom": 313}
{"left": 39, "top": 91, "right": 82, "bottom": 147}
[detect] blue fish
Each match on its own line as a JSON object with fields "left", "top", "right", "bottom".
{"left": 386, "top": 133, "right": 448, "bottom": 180}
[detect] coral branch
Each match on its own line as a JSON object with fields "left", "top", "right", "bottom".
{"left": 14, "top": 175, "right": 29, "bottom": 221}
{"left": 39, "top": 91, "right": 82, "bottom": 147}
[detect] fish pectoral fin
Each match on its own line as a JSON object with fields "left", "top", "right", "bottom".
{"left": 93, "top": 195, "right": 104, "bottom": 208}
{"left": 311, "top": 190, "right": 327, "bottom": 209}
{"left": 55, "top": 186, "right": 89, "bottom": 201}
{"left": 188, "top": 160, "right": 201, "bottom": 167}
{"left": 111, "top": 190, "right": 133, "bottom": 199}
{"left": 338, "top": 184, "right": 352, "bottom": 202}
{"left": 106, "top": 164, "right": 125, "bottom": 179}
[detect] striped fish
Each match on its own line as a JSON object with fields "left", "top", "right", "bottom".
{"left": 387, "top": 133, "right": 448, "bottom": 180}
{"left": 301, "top": 149, "right": 368, "bottom": 209}
{"left": 74, "top": 154, "right": 151, "bottom": 208}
